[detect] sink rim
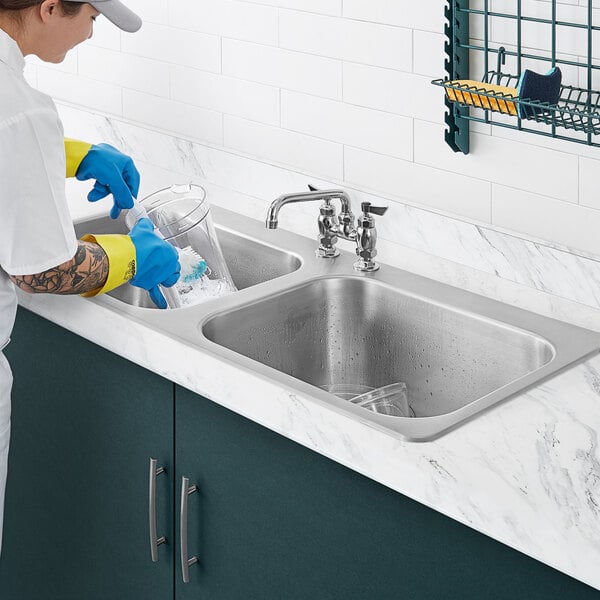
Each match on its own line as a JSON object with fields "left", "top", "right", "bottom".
{"left": 73, "top": 207, "right": 600, "bottom": 441}
{"left": 200, "top": 272, "right": 560, "bottom": 356}
{"left": 198, "top": 272, "right": 600, "bottom": 441}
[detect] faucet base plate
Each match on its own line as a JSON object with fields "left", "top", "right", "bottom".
{"left": 316, "top": 247, "right": 340, "bottom": 258}
{"left": 354, "top": 259, "right": 380, "bottom": 272}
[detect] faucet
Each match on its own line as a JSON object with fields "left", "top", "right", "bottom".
{"left": 266, "top": 185, "right": 388, "bottom": 272}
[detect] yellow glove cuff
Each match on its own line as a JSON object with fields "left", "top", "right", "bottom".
{"left": 64, "top": 138, "right": 93, "bottom": 178}
{"left": 79, "top": 234, "right": 136, "bottom": 297}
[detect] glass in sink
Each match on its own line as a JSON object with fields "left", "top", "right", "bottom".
{"left": 73, "top": 214, "right": 301, "bottom": 308}
{"left": 202, "top": 276, "right": 599, "bottom": 440}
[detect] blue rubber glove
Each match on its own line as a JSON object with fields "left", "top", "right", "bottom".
{"left": 76, "top": 143, "right": 141, "bottom": 220}
{"left": 129, "top": 219, "right": 180, "bottom": 309}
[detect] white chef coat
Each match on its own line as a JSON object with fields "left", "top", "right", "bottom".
{"left": 0, "top": 27, "right": 78, "bottom": 550}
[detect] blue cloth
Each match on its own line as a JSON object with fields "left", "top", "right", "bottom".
{"left": 517, "top": 67, "right": 562, "bottom": 119}
{"left": 76, "top": 143, "right": 141, "bottom": 219}
{"left": 129, "top": 219, "right": 180, "bottom": 309}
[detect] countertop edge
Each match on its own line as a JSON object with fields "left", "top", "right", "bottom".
{"left": 14, "top": 289, "right": 600, "bottom": 593}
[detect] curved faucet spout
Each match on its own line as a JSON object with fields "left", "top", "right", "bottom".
{"left": 266, "top": 189, "right": 352, "bottom": 229}
{"left": 265, "top": 187, "right": 387, "bottom": 269}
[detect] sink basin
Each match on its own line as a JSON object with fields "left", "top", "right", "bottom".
{"left": 73, "top": 205, "right": 599, "bottom": 440}
{"left": 74, "top": 208, "right": 301, "bottom": 308}
{"left": 202, "top": 274, "right": 599, "bottom": 440}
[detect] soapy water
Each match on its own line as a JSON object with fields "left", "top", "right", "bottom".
{"left": 167, "top": 246, "right": 237, "bottom": 307}
{"left": 175, "top": 268, "right": 236, "bottom": 307}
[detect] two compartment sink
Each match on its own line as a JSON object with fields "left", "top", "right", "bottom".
{"left": 75, "top": 205, "right": 600, "bottom": 441}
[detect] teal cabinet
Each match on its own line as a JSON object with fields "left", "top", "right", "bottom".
{"left": 0, "top": 308, "right": 174, "bottom": 600}
{"left": 174, "top": 387, "right": 600, "bottom": 600}
{"left": 0, "top": 308, "right": 598, "bottom": 599}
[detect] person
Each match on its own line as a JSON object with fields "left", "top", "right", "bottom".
{"left": 0, "top": 0, "right": 180, "bottom": 551}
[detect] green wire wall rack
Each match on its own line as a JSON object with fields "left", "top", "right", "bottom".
{"left": 432, "top": 0, "right": 600, "bottom": 154}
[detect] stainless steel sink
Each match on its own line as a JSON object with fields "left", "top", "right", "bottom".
{"left": 203, "top": 276, "right": 554, "bottom": 418}
{"left": 74, "top": 205, "right": 600, "bottom": 441}
{"left": 201, "top": 264, "right": 600, "bottom": 440}
{"left": 74, "top": 206, "right": 302, "bottom": 308}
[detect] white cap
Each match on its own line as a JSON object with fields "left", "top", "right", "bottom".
{"left": 81, "top": 1, "right": 142, "bottom": 33}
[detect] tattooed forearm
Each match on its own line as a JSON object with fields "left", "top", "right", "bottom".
{"left": 9, "top": 241, "right": 109, "bottom": 295}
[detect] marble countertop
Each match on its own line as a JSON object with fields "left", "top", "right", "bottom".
{"left": 16, "top": 179, "right": 600, "bottom": 592}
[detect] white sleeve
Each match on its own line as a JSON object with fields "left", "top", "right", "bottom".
{"left": 0, "top": 107, "right": 78, "bottom": 276}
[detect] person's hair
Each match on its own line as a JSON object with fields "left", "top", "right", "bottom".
{"left": 0, "top": 0, "right": 83, "bottom": 17}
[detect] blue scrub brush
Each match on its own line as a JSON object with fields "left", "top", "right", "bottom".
{"left": 178, "top": 247, "right": 208, "bottom": 285}
{"left": 175, "top": 245, "right": 237, "bottom": 305}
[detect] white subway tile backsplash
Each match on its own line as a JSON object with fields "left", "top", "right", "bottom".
{"left": 490, "top": 120, "right": 600, "bottom": 160}
{"left": 37, "top": 68, "right": 122, "bottom": 115}
{"left": 124, "top": 0, "right": 168, "bottom": 25}
{"left": 235, "top": 0, "right": 341, "bottom": 16}
{"left": 77, "top": 46, "right": 170, "bottom": 97}
{"left": 343, "top": 0, "right": 444, "bottom": 34}
{"left": 121, "top": 23, "right": 221, "bottom": 73}
{"left": 413, "top": 31, "right": 446, "bottom": 77}
{"left": 223, "top": 39, "right": 342, "bottom": 99}
{"left": 224, "top": 115, "right": 344, "bottom": 179}
{"left": 169, "top": 0, "right": 278, "bottom": 45}
{"left": 343, "top": 63, "right": 444, "bottom": 123}
{"left": 279, "top": 10, "right": 412, "bottom": 71}
{"left": 579, "top": 156, "right": 600, "bottom": 209}
{"left": 282, "top": 91, "right": 413, "bottom": 160}
{"left": 170, "top": 66, "right": 280, "bottom": 126}
{"left": 492, "top": 184, "right": 600, "bottom": 256}
{"left": 344, "top": 147, "right": 492, "bottom": 223}
{"left": 123, "top": 90, "right": 223, "bottom": 146}
{"left": 89, "top": 17, "right": 121, "bottom": 51}
{"left": 414, "top": 121, "right": 580, "bottom": 204}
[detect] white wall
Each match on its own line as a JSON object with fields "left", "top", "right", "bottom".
{"left": 24, "top": 0, "right": 600, "bottom": 257}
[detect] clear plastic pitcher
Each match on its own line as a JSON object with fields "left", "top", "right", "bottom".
{"left": 139, "top": 183, "right": 236, "bottom": 304}
{"left": 321, "top": 381, "right": 413, "bottom": 417}
{"left": 351, "top": 383, "right": 412, "bottom": 417}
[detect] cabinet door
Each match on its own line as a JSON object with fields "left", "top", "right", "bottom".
{"left": 0, "top": 308, "right": 174, "bottom": 600}
{"left": 175, "top": 386, "right": 599, "bottom": 600}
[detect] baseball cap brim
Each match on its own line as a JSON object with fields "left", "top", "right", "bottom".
{"left": 88, "top": 0, "right": 142, "bottom": 33}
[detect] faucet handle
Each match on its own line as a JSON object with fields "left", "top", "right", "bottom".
{"left": 361, "top": 201, "right": 388, "bottom": 217}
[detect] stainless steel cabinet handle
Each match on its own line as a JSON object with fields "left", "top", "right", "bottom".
{"left": 180, "top": 476, "right": 199, "bottom": 583}
{"left": 149, "top": 458, "right": 167, "bottom": 562}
